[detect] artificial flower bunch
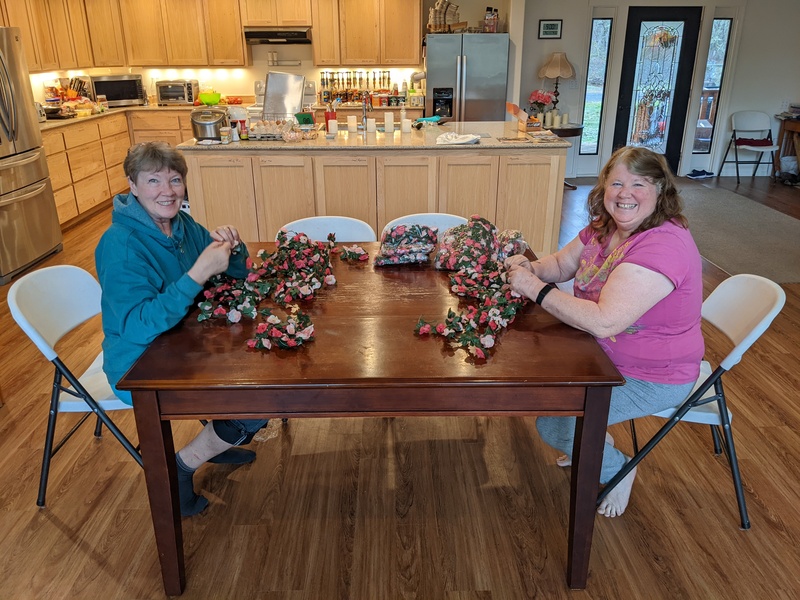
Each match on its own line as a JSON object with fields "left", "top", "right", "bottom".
{"left": 528, "top": 89, "right": 556, "bottom": 114}
{"left": 197, "top": 272, "right": 268, "bottom": 323}
{"left": 339, "top": 244, "right": 370, "bottom": 261}
{"left": 246, "top": 305, "right": 314, "bottom": 350}
{"left": 374, "top": 224, "right": 439, "bottom": 266}
{"left": 417, "top": 216, "right": 528, "bottom": 359}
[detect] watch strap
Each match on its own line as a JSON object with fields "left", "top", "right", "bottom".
{"left": 535, "top": 283, "right": 556, "bottom": 305}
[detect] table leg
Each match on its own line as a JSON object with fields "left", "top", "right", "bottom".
{"left": 133, "top": 391, "right": 185, "bottom": 596}
{"left": 566, "top": 386, "right": 612, "bottom": 589}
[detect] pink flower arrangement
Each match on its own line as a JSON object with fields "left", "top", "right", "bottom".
{"left": 528, "top": 89, "right": 555, "bottom": 114}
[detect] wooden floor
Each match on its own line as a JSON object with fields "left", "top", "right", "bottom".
{"left": 0, "top": 177, "right": 798, "bottom": 599}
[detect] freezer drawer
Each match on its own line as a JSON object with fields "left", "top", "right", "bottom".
{"left": 0, "top": 147, "right": 49, "bottom": 195}
{"left": 0, "top": 177, "right": 62, "bottom": 284}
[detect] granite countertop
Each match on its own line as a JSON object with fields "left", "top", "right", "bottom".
{"left": 178, "top": 121, "right": 572, "bottom": 152}
{"left": 38, "top": 104, "right": 197, "bottom": 131}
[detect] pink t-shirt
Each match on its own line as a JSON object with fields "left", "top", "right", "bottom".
{"left": 575, "top": 220, "right": 703, "bottom": 384}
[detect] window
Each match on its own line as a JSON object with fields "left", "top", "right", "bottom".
{"left": 580, "top": 18, "right": 613, "bottom": 155}
{"left": 692, "top": 19, "right": 732, "bottom": 153}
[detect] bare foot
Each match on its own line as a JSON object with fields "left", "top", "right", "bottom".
{"left": 597, "top": 463, "right": 637, "bottom": 518}
{"left": 556, "top": 432, "right": 615, "bottom": 467}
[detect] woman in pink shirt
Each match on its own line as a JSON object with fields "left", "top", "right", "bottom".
{"left": 506, "top": 146, "right": 703, "bottom": 518}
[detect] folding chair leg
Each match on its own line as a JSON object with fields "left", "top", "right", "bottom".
{"left": 37, "top": 370, "right": 63, "bottom": 507}
{"left": 717, "top": 397, "right": 750, "bottom": 530}
{"left": 710, "top": 425, "right": 722, "bottom": 455}
{"left": 629, "top": 419, "right": 639, "bottom": 454}
{"left": 733, "top": 144, "right": 741, "bottom": 183}
{"left": 94, "top": 414, "right": 103, "bottom": 437}
{"left": 752, "top": 152, "right": 763, "bottom": 178}
{"left": 716, "top": 140, "right": 732, "bottom": 177}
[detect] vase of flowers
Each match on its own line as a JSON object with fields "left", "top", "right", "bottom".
{"left": 528, "top": 89, "right": 556, "bottom": 116}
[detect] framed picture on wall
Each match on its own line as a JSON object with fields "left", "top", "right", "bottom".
{"left": 538, "top": 20, "right": 563, "bottom": 39}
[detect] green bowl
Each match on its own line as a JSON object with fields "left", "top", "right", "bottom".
{"left": 198, "top": 92, "right": 221, "bottom": 106}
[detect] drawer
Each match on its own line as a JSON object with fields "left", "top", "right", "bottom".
{"left": 76, "top": 171, "right": 110, "bottom": 213}
{"left": 102, "top": 131, "right": 131, "bottom": 168}
{"left": 47, "top": 152, "right": 72, "bottom": 190}
{"left": 98, "top": 113, "right": 129, "bottom": 138}
{"left": 178, "top": 114, "right": 193, "bottom": 130}
{"left": 129, "top": 112, "right": 181, "bottom": 130}
{"left": 67, "top": 140, "right": 105, "bottom": 182}
{"left": 107, "top": 165, "right": 129, "bottom": 196}
{"left": 41, "top": 129, "right": 66, "bottom": 155}
{"left": 54, "top": 185, "right": 78, "bottom": 223}
{"left": 62, "top": 121, "right": 101, "bottom": 149}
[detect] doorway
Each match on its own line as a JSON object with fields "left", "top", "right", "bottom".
{"left": 612, "top": 7, "right": 702, "bottom": 172}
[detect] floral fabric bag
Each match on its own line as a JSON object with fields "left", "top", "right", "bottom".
{"left": 374, "top": 224, "right": 439, "bottom": 266}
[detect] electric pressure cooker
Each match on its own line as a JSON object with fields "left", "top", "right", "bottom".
{"left": 191, "top": 107, "right": 229, "bottom": 140}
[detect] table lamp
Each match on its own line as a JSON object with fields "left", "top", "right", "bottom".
{"left": 538, "top": 52, "right": 575, "bottom": 112}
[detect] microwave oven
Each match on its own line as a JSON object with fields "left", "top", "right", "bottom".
{"left": 156, "top": 80, "right": 200, "bottom": 105}
{"left": 90, "top": 74, "right": 145, "bottom": 107}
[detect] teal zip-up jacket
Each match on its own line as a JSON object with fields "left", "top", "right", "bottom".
{"left": 95, "top": 192, "right": 249, "bottom": 402}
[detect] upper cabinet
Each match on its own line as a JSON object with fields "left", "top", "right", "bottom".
{"left": 311, "top": 0, "right": 421, "bottom": 67}
{"left": 3, "top": 0, "right": 59, "bottom": 72}
{"left": 239, "top": 0, "right": 311, "bottom": 26}
{"left": 120, "top": 0, "right": 242, "bottom": 66}
{"left": 84, "top": 0, "right": 127, "bottom": 67}
{"left": 47, "top": 0, "right": 94, "bottom": 69}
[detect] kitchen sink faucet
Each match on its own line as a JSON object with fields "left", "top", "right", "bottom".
{"left": 362, "top": 93, "right": 372, "bottom": 130}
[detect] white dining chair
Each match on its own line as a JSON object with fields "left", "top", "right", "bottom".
{"left": 381, "top": 213, "right": 468, "bottom": 238}
{"left": 8, "top": 265, "right": 142, "bottom": 507}
{"left": 277, "top": 216, "right": 377, "bottom": 242}
{"left": 600, "top": 274, "right": 786, "bottom": 529}
{"left": 716, "top": 111, "right": 780, "bottom": 182}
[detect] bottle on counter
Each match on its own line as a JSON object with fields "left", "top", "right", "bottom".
{"left": 400, "top": 101, "right": 406, "bottom": 123}
{"left": 484, "top": 6, "right": 493, "bottom": 32}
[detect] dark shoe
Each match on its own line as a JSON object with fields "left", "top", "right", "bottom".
{"left": 686, "top": 169, "right": 705, "bottom": 180}
{"left": 701, "top": 170, "right": 716, "bottom": 178}
{"left": 208, "top": 447, "right": 256, "bottom": 465}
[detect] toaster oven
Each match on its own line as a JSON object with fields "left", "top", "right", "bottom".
{"left": 156, "top": 80, "right": 200, "bottom": 105}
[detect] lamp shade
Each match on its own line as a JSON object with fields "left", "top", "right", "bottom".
{"left": 538, "top": 52, "right": 575, "bottom": 79}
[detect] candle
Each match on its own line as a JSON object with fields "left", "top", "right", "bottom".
{"left": 562, "top": 112, "right": 569, "bottom": 125}
{"left": 401, "top": 118, "right": 412, "bottom": 133}
{"left": 553, "top": 114, "right": 562, "bottom": 127}
{"left": 384, "top": 112, "right": 394, "bottom": 132}
{"left": 347, "top": 115, "right": 357, "bottom": 132}
{"left": 327, "top": 119, "right": 338, "bottom": 134}
{"left": 545, "top": 111, "right": 553, "bottom": 127}
{"left": 366, "top": 117, "right": 376, "bottom": 132}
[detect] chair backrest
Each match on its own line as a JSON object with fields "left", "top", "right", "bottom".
{"left": 277, "top": 216, "right": 377, "bottom": 242}
{"left": 730, "top": 111, "right": 772, "bottom": 135}
{"left": 701, "top": 274, "right": 786, "bottom": 371}
{"left": 381, "top": 213, "right": 468, "bottom": 238}
{"left": 8, "top": 265, "right": 102, "bottom": 362}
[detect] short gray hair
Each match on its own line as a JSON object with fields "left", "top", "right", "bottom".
{"left": 124, "top": 141, "right": 188, "bottom": 184}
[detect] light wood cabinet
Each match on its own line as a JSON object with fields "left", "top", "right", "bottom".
{"left": 41, "top": 113, "right": 132, "bottom": 226}
{"left": 3, "top": 0, "right": 59, "bottom": 71}
{"left": 162, "top": 0, "right": 208, "bottom": 65}
{"left": 184, "top": 155, "right": 261, "bottom": 241}
{"left": 376, "top": 156, "right": 436, "bottom": 232}
{"left": 46, "top": 0, "right": 77, "bottom": 68}
{"left": 119, "top": 0, "right": 168, "bottom": 66}
{"left": 129, "top": 110, "right": 195, "bottom": 146}
{"left": 253, "top": 155, "right": 316, "bottom": 240}
{"left": 496, "top": 154, "right": 565, "bottom": 256}
{"left": 438, "top": 155, "right": 499, "bottom": 223}
{"left": 311, "top": 0, "right": 421, "bottom": 66}
{"left": 204, "top": 0, "right": 245, "bottom": 66}
{"left": 84, "top": 0, "right": 126, "bottom": 67}
{"left": 65, "top": 0, "right": 94, "bottom": 67}
{"left": 240, "top": 0, "right": 311, "bottom": 26}
{"left": 310, "top": 0, "right": 340, "bottom": 66}
{"left": 314, "top": 155, "right": 377, "bottom": 231}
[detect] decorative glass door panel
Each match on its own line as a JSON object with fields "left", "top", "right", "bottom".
{"left": 613, "top": 7, "right": 701, "bottom": 172}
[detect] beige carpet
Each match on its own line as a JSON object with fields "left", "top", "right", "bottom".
{"left": 679, "top": 187, "right": 800, "bottom": 283}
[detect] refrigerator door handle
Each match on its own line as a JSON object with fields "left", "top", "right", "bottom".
{"left": 0, "top": 182, "right": 47, "bottom": 207}
{"left": 0, "top": 149, "right": 42, "bottom": 170}
{"left": 455, "top": 54, "right": 462, "bottom": 122}
{"left": 0, "top": 51, "right": 13, "bottom": 140}
{"left": 460, "top": 55, "right": 467, "bottom": 121}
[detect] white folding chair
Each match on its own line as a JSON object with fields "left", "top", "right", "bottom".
{"left": 8, "top": 265, "right": 142, "bottom": 507}
{"left": 716, "top": 111, "right": 780, "bottom": 183}
{"left": 381, "top": 213, "right": 468, "bottom": 239}
{"left": 277, "top": 216, "right": 377, "bottom": 242}
{"left": 599, "top": 274, "right": 786, "bottom": 529}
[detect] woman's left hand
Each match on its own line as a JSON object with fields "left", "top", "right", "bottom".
{"left": 506, "top": 264, "right": 544, "bottom": 300}
{"left": 211, "top": 225, "right": 241, "bottom": 252}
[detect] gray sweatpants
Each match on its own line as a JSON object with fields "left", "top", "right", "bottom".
{"left": 535, "top": 377, "right": 695, "bottom": 483}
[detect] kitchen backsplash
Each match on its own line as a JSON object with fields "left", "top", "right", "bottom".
{"left": 28, "top": 45, "right": 424, "bottom": 106}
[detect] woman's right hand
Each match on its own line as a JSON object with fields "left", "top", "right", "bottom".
{"left": 504, "top": 255, "right": 532, "bottom": 272}
{"left": 187, "top": 240, "right": 233, "bottom": 284}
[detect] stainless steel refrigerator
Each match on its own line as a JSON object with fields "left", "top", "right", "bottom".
{"left": 425, "top": 33, "right": 509, "bottom": 122}
{"left": 0, "top": 27, "right": 62, "bottom": 284}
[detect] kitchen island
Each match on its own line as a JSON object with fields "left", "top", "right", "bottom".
{"left": 178, "top": 122, "right": 571, "bottom": 255}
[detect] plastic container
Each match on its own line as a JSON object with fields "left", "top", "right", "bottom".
{"left": 75, "top": 107, "right": 92, "bottom": 118}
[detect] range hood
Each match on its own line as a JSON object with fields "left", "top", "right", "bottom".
{"left": 244, "top": 27, "right": 312, "bottom": 45}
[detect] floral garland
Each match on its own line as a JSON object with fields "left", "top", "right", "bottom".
{"left": 339, "top": 244, "right": 369, "bottom": 261}
{"left": 416, "top": 216, "right": 528, "bottom": 359}
{"left": 196, "top": 230, "right": 337, "bottom": 350}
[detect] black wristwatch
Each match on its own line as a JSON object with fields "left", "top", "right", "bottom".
{"left": 535, "top": 283, "right": 557, "bottom": 305}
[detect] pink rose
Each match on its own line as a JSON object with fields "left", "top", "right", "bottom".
{"left": 418, "top": 324, "right": 431, "bottom": 335}
{"left": 435, "top": 323, "right": 446, "bottom": 334}
{"left": 213, "top": 306, "right": 227, "bottom": 316}
{"left": 256, "top": 323, "right": 268, "bottom": 333}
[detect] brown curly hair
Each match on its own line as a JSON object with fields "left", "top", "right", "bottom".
{"left": 587, "top": 146, "right": 688, "bottom": 242}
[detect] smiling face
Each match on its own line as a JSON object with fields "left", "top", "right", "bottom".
{"left": 603, "top": 163, "right": 660, "bottom": 237}
{"left": 129, "top": 168, "right": 185, "bottom": 228}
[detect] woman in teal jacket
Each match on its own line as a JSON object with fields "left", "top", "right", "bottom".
{"left": 96, "top": 141, "right": 267, "bottom": 517}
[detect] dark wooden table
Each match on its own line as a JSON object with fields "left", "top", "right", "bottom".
{"left": 120, "top": 242, "right": 623, "bottom": 595}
